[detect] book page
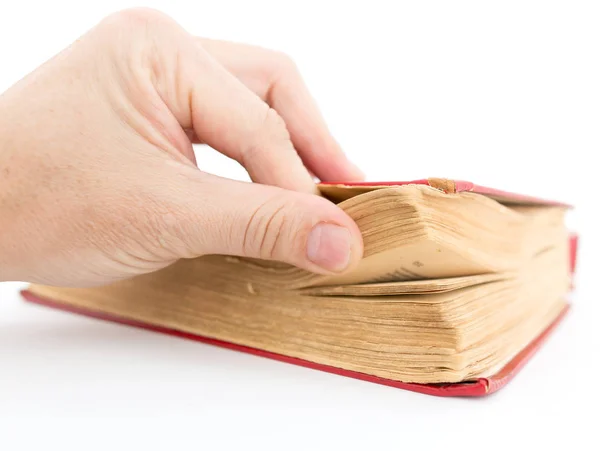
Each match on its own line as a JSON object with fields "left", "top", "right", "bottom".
{"left": 309, "top": 240, "right": 495, "bottom": 287}
{"left": 299, "top": 272, "right": 509, "bottom": 296}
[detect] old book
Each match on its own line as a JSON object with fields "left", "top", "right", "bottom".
{"left": 21, "top": 178, "right": 578, "bottom": 396}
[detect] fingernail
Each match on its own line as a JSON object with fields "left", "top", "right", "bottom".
{"left": 307, "top": 223, "right": 352, "bottom": 272}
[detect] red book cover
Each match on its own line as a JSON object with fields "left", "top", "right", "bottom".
{"left": 20, "top": 178, "right": 578, "bottom": 397}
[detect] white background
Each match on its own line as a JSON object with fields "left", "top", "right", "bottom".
{"left": 1, "top": 1, "right": 598, "bottom": 449}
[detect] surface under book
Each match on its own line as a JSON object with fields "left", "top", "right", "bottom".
{"left": 22, "top": 178, "right": 578, "bottom": 397}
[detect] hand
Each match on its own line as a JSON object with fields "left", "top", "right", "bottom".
{"left": 0, "top": 8, "right": 365, "bottom": 287}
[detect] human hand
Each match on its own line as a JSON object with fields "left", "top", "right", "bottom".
{"left": 0, "top": 8, "right": 365, "bottom": 287}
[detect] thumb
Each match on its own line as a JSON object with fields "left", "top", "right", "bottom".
{"left": 151, "top": 165, "right": 364, "bottom": 275}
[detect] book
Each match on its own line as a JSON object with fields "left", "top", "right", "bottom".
{"left": 21, "top": 178, "right": 578, "bottom": 397}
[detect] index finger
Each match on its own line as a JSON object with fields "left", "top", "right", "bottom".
{"left": 197, "top": 38, "right": 365, "bottom": 183}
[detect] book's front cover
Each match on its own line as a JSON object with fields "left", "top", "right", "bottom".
{"left": 18, "top": 180, "right": 578, "bottom": 397}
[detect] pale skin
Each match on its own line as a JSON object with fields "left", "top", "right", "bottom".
{"left": 0, "top": 8, "right": 366, "bottom": 288}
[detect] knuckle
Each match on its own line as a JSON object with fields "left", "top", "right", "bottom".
{"left": 261, "top": 106, "right": 288, "bottom": 134}
{"left": 264, "top": 107, "right": 292, "bottom": 145}
{"left": 243, "top": 196, "right": 306, "bottom": 261}
{"left": 95, "top": 8, "right": 175, "bottom": 53}
{"left": 239, "top": 141, "right": 262, "bottom": 168}
{"left": 241, "top": 107, "right": 290, "bottom": 165}
{"left": 100, "top": 7, "right": 170, "bottom": 31}
{"left": 272, "top": 51, "right": 300, "bottom": 77}
{"left": 266, "top": 51, "right": 302, "bottom": 91}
